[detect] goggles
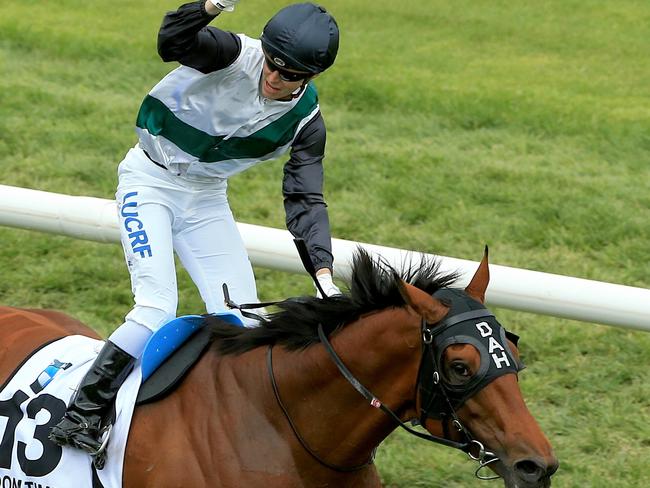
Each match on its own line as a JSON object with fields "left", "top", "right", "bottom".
{"left": 264, "top": 56, "right": 312, "bottom": 82}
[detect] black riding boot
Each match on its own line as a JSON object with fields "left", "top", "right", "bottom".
{"left": 49, "top": 341, "right": 135, "bottom": 455}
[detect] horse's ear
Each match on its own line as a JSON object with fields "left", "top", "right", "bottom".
{"left": 465, "top": 245, "right": 490, "bottom": 304}
{"left": 396, "top": 277, "right": 448, "bottom": 324}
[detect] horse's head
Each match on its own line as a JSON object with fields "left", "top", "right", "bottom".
{"left": 398, "top": 248, "right": 558, "bottom": 488}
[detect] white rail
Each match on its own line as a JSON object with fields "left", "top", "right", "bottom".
{"left": 1, "top": 184, "right": 649, "bottom": 331}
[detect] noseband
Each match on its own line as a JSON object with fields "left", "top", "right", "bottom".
{"left": 267, "top": 287, "right": 525, "bottom": 478}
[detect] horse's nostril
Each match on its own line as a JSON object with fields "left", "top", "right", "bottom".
{"left": 514, "top": 459, "right": 545, "bottom": 482}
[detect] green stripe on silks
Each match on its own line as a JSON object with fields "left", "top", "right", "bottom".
{"left": 135, "top": 85, "right": 318, "bottom": 163}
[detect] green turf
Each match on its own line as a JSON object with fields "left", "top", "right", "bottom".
{"left": 2, "top": 0, "right": 649, "bottom": 485}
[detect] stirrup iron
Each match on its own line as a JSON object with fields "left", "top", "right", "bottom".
{"left": 91, "top": 425, "right": 112, "bottom": 470}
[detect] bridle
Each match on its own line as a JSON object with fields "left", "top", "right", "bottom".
{"left": 266, "top": 289, "right": 524, "bottom": 478}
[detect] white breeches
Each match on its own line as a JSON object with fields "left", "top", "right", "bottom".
{"left": 115, "top": 146, "right": 260, "bottom": 333}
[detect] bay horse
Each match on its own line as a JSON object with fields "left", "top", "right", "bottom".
{"left": 0, "top": 248, "right": 557, "bottom": 487}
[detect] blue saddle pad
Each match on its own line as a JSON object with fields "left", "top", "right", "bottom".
{"left": 140, "top": 313, "right": 243, "bottom": 382}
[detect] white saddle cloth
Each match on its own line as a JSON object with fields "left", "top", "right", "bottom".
{"left": 0, "top": 335, "right": 142, "bottom": 488}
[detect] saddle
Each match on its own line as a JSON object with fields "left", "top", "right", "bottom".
{"left": 136, "top": 313, "right": 243, "bottom": 405}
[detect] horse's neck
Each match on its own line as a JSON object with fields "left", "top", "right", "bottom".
{"left": 273, "top": 307, "right": 423, "bottom": 467}
{"left": 133, "top": 312, "right": 422, "bottom": 485}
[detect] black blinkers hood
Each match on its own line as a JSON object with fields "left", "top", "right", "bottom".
{"left": 417, "top": 288, "right": 524, "bottom": 421}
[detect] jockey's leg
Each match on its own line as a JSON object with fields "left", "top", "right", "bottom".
{"left": 50, "top": 172, "right": 178, "bottom": 453}
{"left": 48, "top": 341, "right": 136, "bottom": 453}
{"left": 174, "top": 185, "right": 262, "bottom": 327}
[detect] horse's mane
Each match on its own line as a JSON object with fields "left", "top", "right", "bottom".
{"left": 205, "top": 248, "right": 458, "bottom": 354}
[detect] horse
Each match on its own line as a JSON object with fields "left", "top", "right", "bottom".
{"left": 0, "top": 248, "right": 558, "bottom": 487}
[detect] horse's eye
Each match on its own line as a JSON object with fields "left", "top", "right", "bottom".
{"left": 451, "top": 362, "right": 470, "bottom": 377}
{"left": 443, "top": 360, "right": 473, "bottom": 386}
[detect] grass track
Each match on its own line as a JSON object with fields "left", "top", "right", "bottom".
{"left": 1, "top": 1, "right": 649, "bottom": 486}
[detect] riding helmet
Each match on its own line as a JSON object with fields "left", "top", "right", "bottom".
{"left": 260, "top": 3, "right": 339, "bottom": 74}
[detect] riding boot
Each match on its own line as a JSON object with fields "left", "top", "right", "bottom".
{"left": 49, "top": 341, "right": 135, "bottom": 455}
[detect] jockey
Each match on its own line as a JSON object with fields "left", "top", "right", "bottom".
{"left": 50, "top": 0, "right": 341, "bottom": 456}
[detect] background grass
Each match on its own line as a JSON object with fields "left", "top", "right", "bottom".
{"left": 2, "top": 0, "right": 649, "bottom": 486}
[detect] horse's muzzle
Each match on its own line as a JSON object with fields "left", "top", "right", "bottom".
{"left": 500, "top": 456, "right": 559, "bottom": 488}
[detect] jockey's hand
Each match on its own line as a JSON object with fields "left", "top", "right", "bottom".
{"left": 208, "top": 0, "right": 240, "bottom": 12}
{"left": 315, "top": 271, "right": 342, "bottom": 298}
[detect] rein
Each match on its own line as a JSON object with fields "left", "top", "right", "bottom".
{"left": 266, "top": 321, "right": 500, "bottom": 477}
{"left": 267, "top": 345, "right": 375, "bottom": 472}
{"left": 225, "top": 242, "right": 505, "bottom": 479}
{"left": 316, "top": 323, "right": 472, "bottom": 451}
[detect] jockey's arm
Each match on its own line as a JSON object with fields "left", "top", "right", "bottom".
{"left": 283, "top": 113, "right": 335, "bottom": 276}
{"left": 157, "top": 1, "right": 241, "bottom": 73}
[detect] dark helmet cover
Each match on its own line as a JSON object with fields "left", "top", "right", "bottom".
{"left": 260, "top": 3, "right": 339, "bottom": 74}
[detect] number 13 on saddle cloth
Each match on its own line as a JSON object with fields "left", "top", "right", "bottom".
{"left": 0, "top": 335, "right": 142, "bottom": 487}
